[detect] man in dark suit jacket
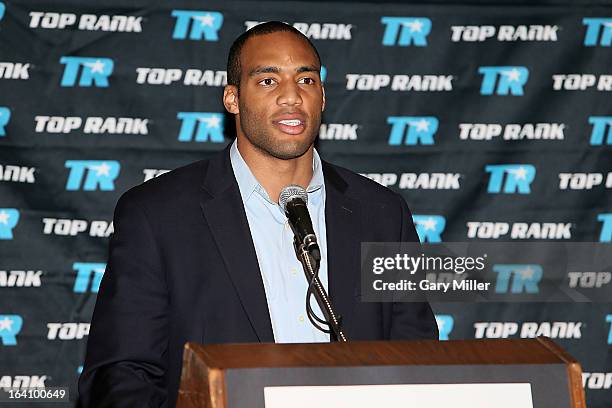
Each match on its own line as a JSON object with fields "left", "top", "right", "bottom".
{"left": 79, "top": 22, "right": 437, "bottom": 408}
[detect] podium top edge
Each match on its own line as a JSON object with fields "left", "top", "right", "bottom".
{"left": 182, "top": 337, "right": 577, "bottom": 370}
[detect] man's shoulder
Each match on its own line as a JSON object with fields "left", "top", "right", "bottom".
{"left": 323, "top": 161, "right": 401, "bottom": 205}
{"left": 115, "top": 154, "right": 220, "bottom": 213}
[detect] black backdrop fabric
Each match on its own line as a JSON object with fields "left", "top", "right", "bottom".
{"left": 0, "top": 0, "right": 610, "bottom": 406}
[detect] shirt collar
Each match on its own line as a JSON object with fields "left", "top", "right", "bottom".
{"left": 229, "top": 139, "right": 324, "bottom": 205}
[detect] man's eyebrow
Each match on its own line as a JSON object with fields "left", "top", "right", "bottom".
{"left": 248, "top": 66, "right": 280, "bottom": 76}
{"left": 296, "top": 65, "right": 320, "bottom": 74}
{"left": 248, "top": 65, "right": 321, "bottom": 76}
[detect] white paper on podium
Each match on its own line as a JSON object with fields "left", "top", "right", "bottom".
{"left": 264, "top": 383, "right": 533, "bottom": 408}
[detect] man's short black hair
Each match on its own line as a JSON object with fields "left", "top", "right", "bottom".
{"left": 226, "top": 21, "right": 322, "bottom": 90}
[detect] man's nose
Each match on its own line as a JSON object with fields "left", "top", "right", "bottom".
{"left": 276, "top": 81, "right": 303, "bottom": 106}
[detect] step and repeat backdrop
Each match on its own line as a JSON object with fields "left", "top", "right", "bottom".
{"left": 0, "top": 0, "right": 610, "bottom": 406}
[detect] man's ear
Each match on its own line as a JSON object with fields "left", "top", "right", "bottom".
{"left": 223, "top": 85, "right": 239, "bottom": 114}
{"left": 321, "top": 85, "right": 326, "bottom": 112}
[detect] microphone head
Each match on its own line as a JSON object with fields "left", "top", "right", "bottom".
{"left": 279, "top": 185, "right": 308, "bottom": 211}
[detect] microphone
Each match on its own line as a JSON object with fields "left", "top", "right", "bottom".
{"left": 279, "top": 185, "right": 321, "bottom": 262}
{"left": 279, "top": 184, "right": 347, "bottom": 341}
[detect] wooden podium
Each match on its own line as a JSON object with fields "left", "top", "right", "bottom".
{"left": 176, "top": 337, "right": 585, "bottom": 408}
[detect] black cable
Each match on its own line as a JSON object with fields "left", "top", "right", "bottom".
{"left": 304, "top": 255, "right": 332, "bottom": 333}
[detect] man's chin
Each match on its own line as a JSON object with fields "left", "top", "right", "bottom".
{"left": 263, "top": 131, "right": 316, "bottom": 160}
{"left": 265, "top": 145, "right": 312, "bottom": 161}
{"left": 258, "top": 138, "right": 314, "bottom": 160}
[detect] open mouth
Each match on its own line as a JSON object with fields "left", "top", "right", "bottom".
{"left": 278, "top": 119, "right": 302, "bottom": 127}
{"left": 274, "top": 119, "right": 306, "bottom": 135}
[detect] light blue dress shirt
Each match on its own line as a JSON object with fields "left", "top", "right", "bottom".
{"left": 229, "top": 140, "right": 330, "bottom": 343}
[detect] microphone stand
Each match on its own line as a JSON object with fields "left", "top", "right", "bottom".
{"left": 294, "top": 239, "right": 348, "bottom": 342}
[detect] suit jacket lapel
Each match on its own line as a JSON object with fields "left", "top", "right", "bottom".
{"left": 199, "top": 147, "right": 274, "bottom": 342}
{"left": 323, "top": 162, "right": 361, "bottom": 339}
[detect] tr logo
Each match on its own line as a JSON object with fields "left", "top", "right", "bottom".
{"left": 435, "top": 314, "right": 454, "bottom": 340}
{"left": 582, "top": 18, "right": 612, "bottom": 46}
{"left": 73, "top": 263, "right": 105, "bottom": 293}
{"left": 485, "top": 164, "right": 535, "bottom": 194}
{"left": 387, "top": 116, "right": 438, "bottom": 145}
{"left": 494, "top": 264, "right": 542, "bottom": 293}
{"left": 0, "top": 208, "right": 19, "bottom": 240}
{"left": 320, "top": 65, "right": 327, "bottom": 83}
{"left": 412, "top": 215, "right": 446, "bottom": 243}
{"left": 598, "top": 214, "right": 612, "bottom": 242}
{"left": 381, "top": 17, "right": 431, "bottom": 46}
{"left": 0, "top": 315, "right": 23, "bottom": 346}
{"left": 177, "top": 112, "right": 224, "bottom": 142}
{"left": 171, "top": 10, "right": 223, "bottom": 40}
{"left": 588, "top": 116, "right": 612, "bottom": 145}
{"left": 478, "top": 66, "right": 529, "bottom": 95}
{"left": 0, "top": 107, "right": 10, "bottom": 136}
{"left": 65, "top": 161, "right": 120, "bottom": 191}
{"left": 60, "top": 57, "right": 113, "bottom": 87}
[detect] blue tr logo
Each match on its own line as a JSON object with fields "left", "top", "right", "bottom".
{"left": 478, "top": 66, "right": 529, "bottom": 95}
{"left": 381, "top": 17, "right": 431, "bottom": 46}
{"left": 0, "top": 315, "right": 23, "bottom": 346}
{"left": 171, "top": 10, "right": 223, "bottom": 41}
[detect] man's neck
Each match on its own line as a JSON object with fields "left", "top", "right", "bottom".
{"left": 236, "top": 139, "right": 314, "bottom": 203}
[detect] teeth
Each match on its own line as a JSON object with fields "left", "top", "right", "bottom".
{"left": 278, "top": 120, "right": 302, "bottom": 126}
